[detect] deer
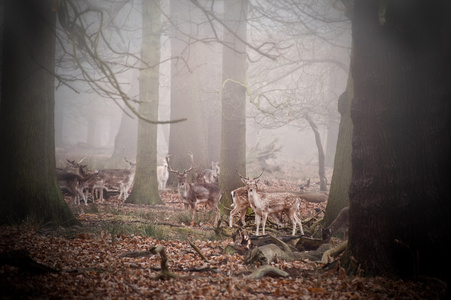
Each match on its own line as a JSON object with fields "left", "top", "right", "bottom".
{"left": 239, "top": 172, "right": 304, "bottom": 236}
{"left": 199, "top": 161, "right": 220, "bottom": 183}
{"left": 103, "top": 158, "right": 136, "bottom": 201}
{"left": 167, "top": 152, "right": 221, "bottom": 227}
{"left": 57, "top": 171, "right": 86, "bottom": 205}
{"left": 322, "top": 207, "right": 349, "bottom": 242}
{"left": 157, "top": 155, "right": 170, "bottom": 190}
{"left": 230, "top": 172, "right": 288, "bottom": 228}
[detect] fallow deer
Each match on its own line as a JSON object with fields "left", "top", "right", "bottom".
{"left": 200, "top": 161, "right": 220, "bottom": 183}
{"left": 157, "top": 155, "right": 170, "bottom": 190}
{"left": 167, "top": 152, "right": 221, "bottom": 227}
{"left": 239, "top": 173, "right": 304, "bottom": 236}
{"left": 230, "top": 172, "right": 285, "bottom": 228}
{"left": 322, "top": 207, "right": 349, "bottom": 242}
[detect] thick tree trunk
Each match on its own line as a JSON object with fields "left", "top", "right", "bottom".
{"left": 346, "top": 0, "right": 451, "bottom": 284}
{"left": 0, "top": 0, "right": 77, "bottom": 226}
{"left": 125, "top": 0, "right": 162, "bottom": 205}
{"left": 219, "top": 0, "right": 248, "bottom": 208}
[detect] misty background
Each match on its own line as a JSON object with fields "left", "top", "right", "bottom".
{"left": 51, "top": 0, "right": 350, "bottom": 177}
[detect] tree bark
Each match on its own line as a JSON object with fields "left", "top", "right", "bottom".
{"left": 0, "top": 0, "right": 77, "bottom": 226}
{"left": 323, "top": 87, "right": 353, "bottom": 226}
{"left": 125, "top": 0, "right": 163, "bottom": 205}
{"left": 305, "top": 114, "right": 327, "bottom": 191}
{"left": 346, "top": 0, "right": 451, "bottom": 284}
{"left": 219, "top": 0, "right": 248, "bottom": 208}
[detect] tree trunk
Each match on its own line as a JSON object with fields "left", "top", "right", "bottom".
{"left": 323, "top": 87, "right": 353, "bottom": 226}
{"left": 219, "top": 0, "right": 248, "bottom": 208}
{"left": 346, "top": 0, "right": 451, "bottom": 285}
{"left": 125, "top": 0, "right": 163, "bottom": 205}
{"left": 305, "top": 114, "right": 327, "bottom": 192}
{"left": 0, "top": 0, "right": 77, "bottom": 226}
{"left": 168, "top": 0, "right": 209, "bottom": 185}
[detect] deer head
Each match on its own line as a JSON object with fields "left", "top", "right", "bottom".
{"left": 238, "top": 170, "right": 263, "bottom": 192}
{"left": 167, "top": 152, "right": 195, "bottom": 193}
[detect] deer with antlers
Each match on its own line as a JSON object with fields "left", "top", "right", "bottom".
{"left": 167, "top": 152, "right": 221, "bottom": 227}
{"left": 239, "top": 172, "right": 304, "bottom": 236}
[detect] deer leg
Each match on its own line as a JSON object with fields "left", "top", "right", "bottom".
{"left": 261, "top": 213, "right": 268, "bottom": 236}
{"left": 255, "top": 213, "right": 261, "bottom": 236}
{"left": 240, "top": 208, "right": 247, "bottom": 226}
{"left": 294, "top": 213, "right": 304, "bottom": 235}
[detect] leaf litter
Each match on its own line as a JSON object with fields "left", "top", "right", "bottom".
{"left": 0, "top": 180, "right": 447, "bottom": 299}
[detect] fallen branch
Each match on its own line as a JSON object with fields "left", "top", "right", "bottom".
{"left": 148, "top": 246, "right": 178, "bottom": 280}
{"left": 187, "top": 239, "right": 210, "bottom": 263}
{"left": 246, "top": 265, "right": 289, "bottom": 279}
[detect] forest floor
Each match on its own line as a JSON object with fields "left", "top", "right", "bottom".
{"left": 0, "top": 165, "right": 447, "bottom": 299}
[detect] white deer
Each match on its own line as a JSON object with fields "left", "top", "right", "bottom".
{"left": 157, "top": 155, "right": 170, "bottom": 190}
{"left": 240, "top": 173, "right": 304, "bottom": 236}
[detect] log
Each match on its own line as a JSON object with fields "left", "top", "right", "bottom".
{"left": 245, "top": 244, "right": 299, "bottom": 265}
{"left": 0, "top": 249, "right": 58, "bottom": 274}
{"left": 295, "top": 237, "right": 326, "bottom": 251}
{"left": 264, "top": 191, "right": 328, "bottom": 203}
{"left": 246, "top": 265, "right": 289, "bottom": 279}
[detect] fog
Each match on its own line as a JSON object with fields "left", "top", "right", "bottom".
{"left": 54, "top": 0, "right": 351, "bottom": 170}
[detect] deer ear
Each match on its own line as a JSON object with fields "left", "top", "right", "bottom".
{"left": 240, "top": 178, "right": 248, "bottom": 185}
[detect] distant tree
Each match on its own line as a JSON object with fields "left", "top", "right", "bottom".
{"left": 167, "top": 0, "right": 213, "bottom": 183}
{"left": 126, "top": 0, "right": 163, "bottom": 205}
{"left": 344, "top": 0, "right": 451, "bottom": 285}
{"left": 219, "top": 0, "right": 249, "bottom": 208}
{"left": 0, "top": 0, "right": 77, "bottom": 226}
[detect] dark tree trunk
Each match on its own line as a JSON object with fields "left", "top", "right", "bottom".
{"left": 219, "top": 0, "right": 248, "bottom": 208}
{"left": 346, "top": 0, "right": 451, "bottom": 285}
{"left": 125, "top": 0, "right": 163, "bottom": 205}
{"left": 0, "top": 0, "right": 77, "bottom": 226}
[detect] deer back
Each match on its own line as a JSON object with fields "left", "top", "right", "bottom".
{"left": 322, "top": 207, "right": 349, "bottom": 241}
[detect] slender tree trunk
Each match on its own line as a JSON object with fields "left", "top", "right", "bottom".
{"left": 219, "top": 0, "right": 248, "bottom": 208}
{"left": 345, "top": 0, "right": 451, "bottom": 285}
{"left": 0, "top": 0, "right": 77, "bottom": 226}
{"left": 305, "top": 114, "right": 327, "bottom": 191}
{"left": 125, "top": 0, "right": 163, "bottom": 205}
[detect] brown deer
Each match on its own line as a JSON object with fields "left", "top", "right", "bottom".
{"left": 199, "top": 161, "right": 220, "bottom": 183}
{"left": 167, "top": 152, "right": 221, "bottom": 227}
{"left": 239, "top": 173, "right": 304, "bottom": 236}
{"left": 322, "top": 207, "right": 349, "bottom": 242}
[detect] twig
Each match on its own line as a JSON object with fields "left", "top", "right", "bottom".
{"left": 187, "top": 239, "right": 210, "bottom": 263}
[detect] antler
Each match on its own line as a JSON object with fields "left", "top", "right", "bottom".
{"left": 237, "top": 170, "right": 249, "bottom": 181}
{"left": 124, "top": 157, "right": 136, "bottom": 166}
{"left": 253, "top": 169, "right": 264, "bottom": 180}
{"left": 78, "top": 156, "right": 87, "bottom": 164}
{"left": 183, "top": 152, "right": 195, "bottom": 174}
{"left": 166, "top": 155, "right": 180, "bottom": 174}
